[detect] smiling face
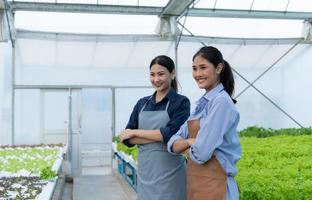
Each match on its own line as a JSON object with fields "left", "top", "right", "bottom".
{"left": 192, "top": 55, "right": 223, "bottom": 91}
{"left": 150, "top": 64, "right": 175, "bottom": 93}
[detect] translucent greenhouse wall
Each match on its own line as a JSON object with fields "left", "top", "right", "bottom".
{"left": 15, "top": 38, "right": 175, "bottom": 85}
{"left": 177, "top": 42, "right": 312, "bottom": 129}
{"left": 0, "top": 42, "right": 12, "bottom": 145}
{"left": 115, "top": 88, "right": 154, "bottom": 136}
{"left": 12, "top": 37, "right": 312, "bottom": 144}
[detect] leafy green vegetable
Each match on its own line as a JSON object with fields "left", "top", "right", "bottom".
{"left": 112, "top": 136, "right": 120, "bottom": 143}
{"left": 40, "top": 166, "right": 57, "bottom": 180}
{"left": 0, "top": 145, "right": 63, "bottom": 199}
{"left": 0, "top": 146, "right": 60, "bottom": 174}
{"left": 117, "top": 142, "right": 138, "bottom": 161}
{"left": 115, "top": 127, "right": 312, "bottom": 199}
{"left": 239, "top": 126, "right": 312, "bottom": 137}
{"left": 237, "top": 135, "right": 312, "bottom": 199}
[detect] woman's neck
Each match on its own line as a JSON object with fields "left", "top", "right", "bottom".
{"left": 155, "top": 88, "right": 171, "bottom": 103}
{"left": 205, "top": 81, "right": 220, "bottom": 93}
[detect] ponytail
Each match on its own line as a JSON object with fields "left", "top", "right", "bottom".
{"left": 221, "top": 60, "right": 236, "bottom": 103}
{"left": 171, "top": 77, "right": 178, "bottom": 92}
{"left": 220, "top": 60, "right": 234, "bottom": 97}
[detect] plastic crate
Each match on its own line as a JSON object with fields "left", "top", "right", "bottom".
{"left": 115, "top": 153, "right": 124, "bottom": 174}
{"left": 114, "top": 152, "right": 137, "bottom": 191}
{"left": 124, "top": 162, "right": 137, "bottom": 191}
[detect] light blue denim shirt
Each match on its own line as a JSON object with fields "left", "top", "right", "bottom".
{"left": 167, "top": 83, "right": 241, "bottom": 200}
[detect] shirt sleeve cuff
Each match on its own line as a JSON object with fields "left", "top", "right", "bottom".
{"left": 189, "top": 146, "right": 205, "bottom": 164}
{"left": 160, "top": 127, "right": 171, "bottom": 144}
{"left": 122, "top": 139, "right": 135, "bottom": 148}
{"left": 167, "top": 135, "right": 183, "bottom": 155}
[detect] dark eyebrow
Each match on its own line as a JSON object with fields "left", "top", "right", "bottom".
{"left": 192, "top": 64, "right": 207, "bottom": 68}
{"left": 155, "top": 70, "right": 166, "bottom": 73}
{"left": 150, "top": 70, "right": 165, "bottom": 74}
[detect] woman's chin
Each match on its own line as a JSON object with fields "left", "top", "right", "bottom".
{"left": 197, "top": 84, "right": 206, "bottom": 89}
{"left": 154, "top": 87, "right": 167, "bottom": 93}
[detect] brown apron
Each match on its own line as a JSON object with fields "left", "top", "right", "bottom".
{"left": 187, "top": 119, "right": 227, "bottom": 200}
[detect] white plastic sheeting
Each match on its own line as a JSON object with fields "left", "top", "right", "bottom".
{"left": 13, "top": 36, "right": 312, "bottom": 135}
{"left": 14, "top": 89, "right": 41, "bottom": 144}
{"left": 0, "top": 42, "right": 12, "bottom": 145}
{"left": 180, "top": 17, "right": 304, "bottom": 38}
{"left": 15, "top": 12, "right": 159, "bottom": 34}
{"left": 15, "top": 38, "right": 175, "bottom": 85}
{"left": 194, "top": 0, "right": 312, "bottom": 12}
{"left": 12, "top": 0, "right": 312, "bottom": 37}
{"left": 7, "top": 0, "right": 169, "bottom": 7}
{"left": 15, "top": 10, "right": 306, "bottom": 38}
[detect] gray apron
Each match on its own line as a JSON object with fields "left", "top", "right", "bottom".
{"left": 137, "top": 97, "right": 186, "bottom": 200}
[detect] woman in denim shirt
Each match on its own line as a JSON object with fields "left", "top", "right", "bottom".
{"left": 168, "top": 46, "right": 242, "bottom": 200}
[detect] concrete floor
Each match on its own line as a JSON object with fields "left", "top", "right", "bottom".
{"left": 73, "top": 174, "right": 136, "bottom": 200}
{"left": 61, "top": 182, "right": 73, "bottom": 200}
{"left": 60, "top": 165, "right": 136, "bottom": 200}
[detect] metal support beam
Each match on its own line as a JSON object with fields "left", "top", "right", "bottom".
{"left": 16, "top": 29, "right": 309, "bottom": 45}
{"left": 111, "top": 87, "right": 115, "bottom": 137}
{"left": 11, "top": 43, "right": 15, "bottom": 145}
{"left": 68, "top": 88, "right": 72, "bottom": 161}
{"left": 7, "top": 1, "right": 312, "bottom": 20}
{"left": 187, "top": 8, "right": 312, "bottom": 20}
{"left": 181, "top": 35, "right": 306, "bottom": 45}
{"left": 0, "top": 11, "right": 6, "bottom": 41}
{"left": 160, "top": 0, "right": 194, "bottom": 17}
{"left": 14, "top": 85, "right": 152, "bottom": 89}
{"left": 8, "top": 2, "right": 162, "bottom": 15}
{"left": 302, "top": 20, "right": 312, "bottom": 41}
{"left": 4, "top": 4, "right": 16, "bottom": 43}
{"left": 177, "top": 21, "right": 308, "bottom": 45}
{"left": 16, "top": 30, "right": 175, "bottom": 42}
{"left": 0, "top": 0, "right": 4, "bottom": 10}
{"left": 0, "top": 0, "right": 15, "bottom": 43}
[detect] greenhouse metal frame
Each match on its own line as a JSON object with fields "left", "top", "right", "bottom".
{"left": 0, "top": 1, "right": 312, "bottom": 198}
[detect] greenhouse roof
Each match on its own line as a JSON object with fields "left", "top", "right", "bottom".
{"left": 5, "top": 0, "right": 312, "bottom": 12}
{"left": 2, "top": 0, "right": 312, "bottom": 38}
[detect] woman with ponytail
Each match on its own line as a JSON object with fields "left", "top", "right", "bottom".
{"left": 168, "top": 46, "right": 241, "bottom": 200}
{"left": 119, "top": 55, "right": 190, "bottom": 200}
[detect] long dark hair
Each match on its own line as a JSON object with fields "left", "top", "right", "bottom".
{"left": 150, "top": 55, "right": 178, "bottom": 92}
{"left": 193, "top": 46, "right": 236, "bottom": 103}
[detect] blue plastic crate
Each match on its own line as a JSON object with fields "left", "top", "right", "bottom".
{"left": 114, "top": 152, "right": 137, "bottom": 191}
{"left": 115, "top": 153, "right": 124, "bottom": 174}
{"left": 124, "top": 162, "right": 137, "bottom": 191}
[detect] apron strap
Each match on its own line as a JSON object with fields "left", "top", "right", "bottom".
{"left": 165, "top": 100, "right": 170, "bottom": 111}
{"left": 140, "top": 96, "right": 170, "bottom": 113}
{"left": 139, "top": 96, "right": 153, "bottom": 113}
